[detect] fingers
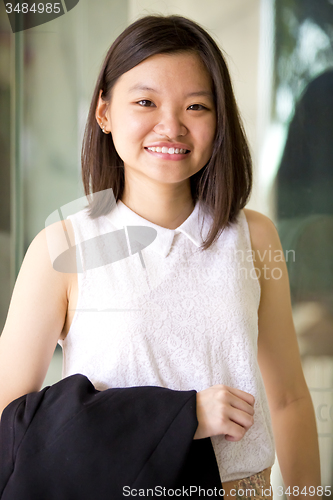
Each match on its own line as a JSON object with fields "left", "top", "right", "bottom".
{"left": 194, "top": 384, "right": 256, "bottom": 441}
{"left": 227, "top": 404, "right": 255, "bottom": 432}
{"left": 224, "top": 386, "right": 255, "bottom": 407}
{"left": 211, "top": 385, "right": 255, "bottom": 417}
{"left": 227, "top": 392, "right": 255, "bottom": 417}
{"left": 217, "top": 398, "right": 254, "bottom": 441}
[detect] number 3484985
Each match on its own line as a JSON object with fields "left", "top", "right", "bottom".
{"left": 277, "top": 486, "right": 331, "bottom": 496}
{"left": 5, "top": 3, "right": 61, "bottom": 14}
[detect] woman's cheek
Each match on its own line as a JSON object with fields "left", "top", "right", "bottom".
{"left": 126, "top": 116, "right": 151, "bottom": 140}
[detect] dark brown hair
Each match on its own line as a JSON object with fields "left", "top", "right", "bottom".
{"left": 81, "top": 14, "right": 252, "bottom": 251}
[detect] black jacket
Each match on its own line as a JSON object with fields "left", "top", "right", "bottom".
{"left": 0, "top": 374, "right": 222, "bottom": 499}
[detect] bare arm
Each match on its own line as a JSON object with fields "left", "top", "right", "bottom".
{"left": 0, "top": 220, "right": 73, "bottom": 419}
{"left": 244, "top": 208, "right": 321, "bottom": 500}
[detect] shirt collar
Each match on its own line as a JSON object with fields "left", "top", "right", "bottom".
{"left": 105, "top": 199, "right": 211, "bottom": 258}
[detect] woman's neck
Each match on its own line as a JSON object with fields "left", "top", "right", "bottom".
{"left": 120, "top": 187, "right": 195, "bottom": 230}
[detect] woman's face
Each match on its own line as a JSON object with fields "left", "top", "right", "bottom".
{"left": 101, "top": 51, "right": 216, "bottom": 188}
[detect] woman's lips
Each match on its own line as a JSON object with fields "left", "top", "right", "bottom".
{"left": 144, "top": 147, "right": 190, "bottom": 161}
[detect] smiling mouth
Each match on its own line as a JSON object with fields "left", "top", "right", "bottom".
{"left": 145, "top": 146, "right": 190, "bottom": 155}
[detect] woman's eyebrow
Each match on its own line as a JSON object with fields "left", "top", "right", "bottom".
{"left": 128, "top": 84, "right": 213, "bottom": 99}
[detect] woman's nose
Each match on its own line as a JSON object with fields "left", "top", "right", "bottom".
{"left": 153, "top": 110, "right": 188, "bottom": 138}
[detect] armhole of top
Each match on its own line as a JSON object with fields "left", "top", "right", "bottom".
{"left": 58, "top": 214, "right": 83, "bottom": 347}
{"left": 240, "top": 209, "right": 261, "bottom": 304}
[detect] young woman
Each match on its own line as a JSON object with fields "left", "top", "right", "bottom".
{"left": 0, "top": 14, "right": 321, "bottom": 498}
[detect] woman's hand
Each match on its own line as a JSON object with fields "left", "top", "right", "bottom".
{"left": 193, "top": 385, "right": 255, "bottom": 441}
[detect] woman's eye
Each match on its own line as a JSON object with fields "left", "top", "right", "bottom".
{"left": 137, "top": 100, "right": 155, "bottom": 107}
{"left": 188, "top": 104, "right": 207, "bottom": 111}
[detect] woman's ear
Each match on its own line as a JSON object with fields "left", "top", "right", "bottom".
{"left": 95, "top": 89, "right": 112, "bottom": 134}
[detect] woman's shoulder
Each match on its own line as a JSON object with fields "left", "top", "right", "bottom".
{"left": 42, "top": 218, "right": 75, "bottom": 265}
{"left": 242, "top": 207, "right": 276, "bottom": 232}
{"left": 242, "top": 208, "right": 282, "bottom": 255}
{"left": 66, "top": 208, "right": 113, "bottom": 241}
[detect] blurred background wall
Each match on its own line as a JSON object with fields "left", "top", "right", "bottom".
{"left": 0, "top": 0, "right": 332, "bottom": 493}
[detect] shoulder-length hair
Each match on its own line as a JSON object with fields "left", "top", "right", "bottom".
{"left": 81, "top": 14, "right": 252, "bottom": 251}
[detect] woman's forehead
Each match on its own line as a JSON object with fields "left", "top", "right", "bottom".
{"left": 114, "top": 52, "right": 214, "bottom": 94}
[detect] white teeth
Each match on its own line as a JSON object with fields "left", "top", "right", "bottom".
{"left": 147, "top": 146, "right": 188, "bottom": 154}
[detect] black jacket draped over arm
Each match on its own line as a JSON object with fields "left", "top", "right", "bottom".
{"left": 0, "top": 374, "right": 222, "bottom": 499}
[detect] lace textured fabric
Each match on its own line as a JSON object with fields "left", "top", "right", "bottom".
{"left": 58, "top": 200, "right": 275, "bottom": 482}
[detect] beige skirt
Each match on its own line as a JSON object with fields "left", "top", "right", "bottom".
{"left": 222, "top": 467, "right": 273, "bottom": 500}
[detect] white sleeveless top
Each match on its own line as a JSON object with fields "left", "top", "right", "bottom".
{"left": 58, "top": 199, "right": 275, "bottom": 482}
